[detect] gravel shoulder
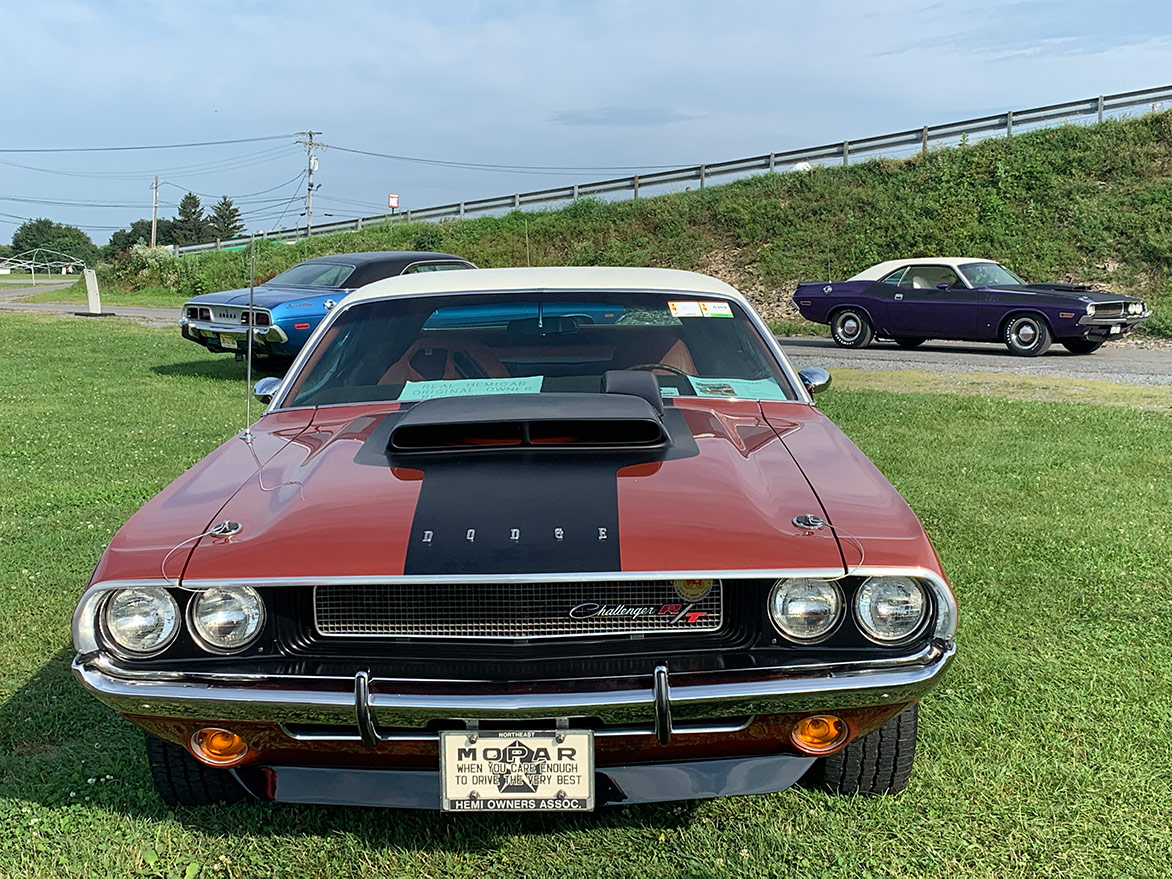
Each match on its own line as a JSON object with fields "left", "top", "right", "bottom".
{"left": 779, "top": 337, "right": 1172, "bottom": 387}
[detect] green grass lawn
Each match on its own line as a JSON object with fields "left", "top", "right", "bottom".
{"left": 1, "top": 313, "right": 1169, "bottom": 878}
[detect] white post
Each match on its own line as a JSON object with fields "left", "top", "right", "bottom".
{"left": 83, "top": 268, "right": 101, "bottom": 315}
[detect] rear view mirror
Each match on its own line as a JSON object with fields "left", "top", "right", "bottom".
{"left": 507, "top": 316, "right": 580, "bottom": 337}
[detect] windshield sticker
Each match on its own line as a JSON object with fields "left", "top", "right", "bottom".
{"left": 399, "top": 376, "right": 544, "bottom": 401}
{"left": 699, "top": 301, "right": 733, "bottom": 318}
{"left": 668, "top": 301, "right": 704, "bottom": 318}
{"left": 660, "top": 387, "right": 679, "bottom": 397}
{"left": 687, "top": 377, "right": 790, "bottom": 401}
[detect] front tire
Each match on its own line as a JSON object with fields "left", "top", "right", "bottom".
{"left": 830, "top": 308, "right": 875, "bottom": 349}
{"left": 1003, "top": 314, "right": 1052, "bottom": 357}
{"left": 804, "top": 704, "right": 918, "bottom": 795}
{"left": 145, "top": 735, "right": 247, "bottom": 807}
{"left": 1061, "top": 337, "right": 1105, "bottom": 355}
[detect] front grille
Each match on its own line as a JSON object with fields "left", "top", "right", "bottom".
{"left": 1091, "top": 302, "right": 1126, "bottom": 319}
{"left": 314, "top": 580, "right": 724, "bottom": 639}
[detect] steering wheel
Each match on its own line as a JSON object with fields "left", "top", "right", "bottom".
{"left": 626, "top": 363, "right": 691, "bottom": 377}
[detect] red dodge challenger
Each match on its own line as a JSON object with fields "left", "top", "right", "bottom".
{"left": 72, "top": 267, "right": 956, "bottom": 812}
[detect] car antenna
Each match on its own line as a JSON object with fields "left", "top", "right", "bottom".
{"left": 243, "top": 231, "right": 257, "bottom": 443}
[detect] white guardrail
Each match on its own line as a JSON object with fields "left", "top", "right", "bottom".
{"left": 175, "top": 84, "right": 1172, "bottom": 256}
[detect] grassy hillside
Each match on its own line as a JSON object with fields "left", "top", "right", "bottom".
{"left": 95, "top": 110, "right": 1172, "bottom": 336}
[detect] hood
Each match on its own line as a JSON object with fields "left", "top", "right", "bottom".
{"left": 982, "top": 284, "right": 1141, "bottom": 304}
{"left": 178, "top": 398, "right": 859, "bottom": 581}
{"left": 187, "top": 284, "right": 354, "bottom": 310}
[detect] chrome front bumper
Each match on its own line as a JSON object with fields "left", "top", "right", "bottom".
{"left": 73, "top": 640, "right": 954, "bottom": 742}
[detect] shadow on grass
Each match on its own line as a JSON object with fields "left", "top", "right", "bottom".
{"left": 150, "top": 359, "right": 290, "bottom": 383}
{"left": 1, "top": 649, "right": 693, "bottom": 850}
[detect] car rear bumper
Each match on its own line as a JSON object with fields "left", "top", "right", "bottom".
{"left": 73, "top": 640, "right": 954, "bottom": 737}
{"left": 179, "top": 318, "right": 289, "bottom": 353}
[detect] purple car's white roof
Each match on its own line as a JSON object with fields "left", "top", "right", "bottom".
{"left": 849, "top": 258, "right": 1003, "bottom": 281}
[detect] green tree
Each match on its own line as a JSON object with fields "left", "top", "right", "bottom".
{"left": 208, "top": 196, "right": 244, "bottom": 241}
{"left": 10, "top": 218, "right": 99, "bottom": 265}
{"left": 105, "top": 218, "right": 174, "bottom": 258}
{"left": 171, "top": 192, "right": 210, "bottom": 245}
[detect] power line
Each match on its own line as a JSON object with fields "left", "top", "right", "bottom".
{"left": 0, "top": 134, "right": 295, "bottom": 154}
{"left": 0, "top": 145, "right": 300, "bottom": 180}
{"left": 159, "top": 172, "right": 307, "bottom": 202}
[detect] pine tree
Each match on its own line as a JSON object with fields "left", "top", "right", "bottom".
{"left": 172, "top": 192, "right": 210, "bottom": 245}
{"left": 208, "top": 196, "right": 244, "bottom": 241}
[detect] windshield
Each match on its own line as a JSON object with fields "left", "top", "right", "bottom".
{"left": 268, "top": 262, "right": 356, "bottom": 288}
{"left": 284, "top": 292, "right": 796, "bottom": 407}
{"left": 959, "top": 262, "right": 1025, "bottom": 287}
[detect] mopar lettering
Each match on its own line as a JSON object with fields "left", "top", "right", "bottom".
{"left": 453, "top": 746, "right": 577, "bottom": 761}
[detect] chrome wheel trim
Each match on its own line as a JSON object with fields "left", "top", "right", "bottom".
{"left": 835, "top": 313, "right": 861, "bottom": 342}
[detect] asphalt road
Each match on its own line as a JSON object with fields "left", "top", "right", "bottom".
{"left": 1, "top": 284, "right": 1169, "bottom": 386}
{"left": 0, "top": 282, "right": 177, "bottom": 326}
{"left": 780, "top": 337, "right": 1172, "bottom": 386}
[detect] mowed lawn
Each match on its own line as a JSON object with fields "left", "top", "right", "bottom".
{"left": 0, "top": 313, "right": 1169, "bottom": 879}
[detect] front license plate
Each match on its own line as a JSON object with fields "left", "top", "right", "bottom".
{"left": 1109, "top": 325, "right": 1121, "bottom": 333}
{"left": 440, "top": 729, "right": 594, "bottom": 812}
{"left": 218, "top": 334, "right": 238, "bottom": 349}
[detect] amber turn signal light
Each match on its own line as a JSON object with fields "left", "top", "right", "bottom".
{"left": 190, "top": 728, "right": 249, "bottom": 766}
{"left": 790, "top": 714, "right": 849, "bottom": 754}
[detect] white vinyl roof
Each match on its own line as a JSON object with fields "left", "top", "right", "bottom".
{"left": 346, "top": 266, "right": 745, "bottom": 305}
{"left": 849, "top": 257, "right": 1000, "bottom": 281}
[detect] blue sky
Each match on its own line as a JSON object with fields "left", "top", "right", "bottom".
{"left": 2, "top": 0, "right": 1170, "bottom": 244}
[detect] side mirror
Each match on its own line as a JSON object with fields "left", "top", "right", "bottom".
{"left": 253, "top": 376, "right": 283, "bottom": 405}
{"left": 798, "top": 367, "right": 831, "bottom": 395}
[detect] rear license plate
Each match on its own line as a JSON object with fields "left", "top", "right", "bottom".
{"left": 440, "top": 729, "right": 594, "bottom": 812}
{"left": 218, "top": 334, "right": 238, "bottom": 349}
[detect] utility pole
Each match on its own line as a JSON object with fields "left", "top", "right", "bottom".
{"left": 150, "top": 176, "right": 159, "bottom": 247}
{"left": 296, "top": 131, "right": 321, "bottom": 236}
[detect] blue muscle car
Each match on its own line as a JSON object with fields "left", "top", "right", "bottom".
{"left": 179, "top": 251, "right": 476, "bottom": 359}
{"left": 793, "top": 258, "right": 1150, "bottom": 356}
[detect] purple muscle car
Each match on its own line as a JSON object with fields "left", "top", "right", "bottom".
{"left": 793, "top": 259, "right": 1150, "bottom": 356}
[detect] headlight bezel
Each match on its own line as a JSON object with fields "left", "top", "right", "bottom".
{"left": 187, "top": 585, "right": 267, "bottom": 655}
{"left": 853, "top": 575, "right": 930, "bottom": 645}
{"left": 767, "top": 577, "right": 845, "bottom": 644}
{"left": 100, "top": 586, "right": 181, "bottom": 658}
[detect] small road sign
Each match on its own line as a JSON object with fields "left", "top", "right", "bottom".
{"left": 388, "top": 193, "right": 400, "bottom": 210}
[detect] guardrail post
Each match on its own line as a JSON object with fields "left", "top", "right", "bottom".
{"left": 459, "top": 202, "right": 465, "bottom": 218}
{"left": 842, "top": 141, "right": 850, "bottom": 166}
{"left": 633, "top": 176, "right": 640, "bottom": 199}
{"left": 406, "top": 210, "right": 412, "bottom": 223}
{"left": 572, "top": 184, "right": 579, "bottom": 199}
{"left": 514, "top": 194, "right": 520, "bottom": 209}
{"left": 1097, "top": 95, "right": 1104, "bottom": 123}
{"left": 357, "top": 217, "right": 363, "bottom": 231}
{"left": 921, "top": 126, "right": 928, "bottom": 156}
{"left": 699, "top": 165, "right": 707, "bottom": 188}
{"left": 215, "top": 238, "right": 222, "bottom": 251}
{"left": 769, "top": 153, "right": 776, "bottom": 172}
{"left": 1006, "top": 111, "right": 1013, "bottom": 137}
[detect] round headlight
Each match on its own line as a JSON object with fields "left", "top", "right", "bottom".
{"left": 768, "top": 578, "right": 842, "bottom": 642}
{"left": 1085, "top": 303, "right": 1096, "bottom": 316}
{"left": 855, "top": 577, "right": 927, "bottom": 643}
{"left": 103, "top": 587, "right": 180, "bottom": 655}
{"left": 189, "top": 586, "right": 265, "bottom": 652}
